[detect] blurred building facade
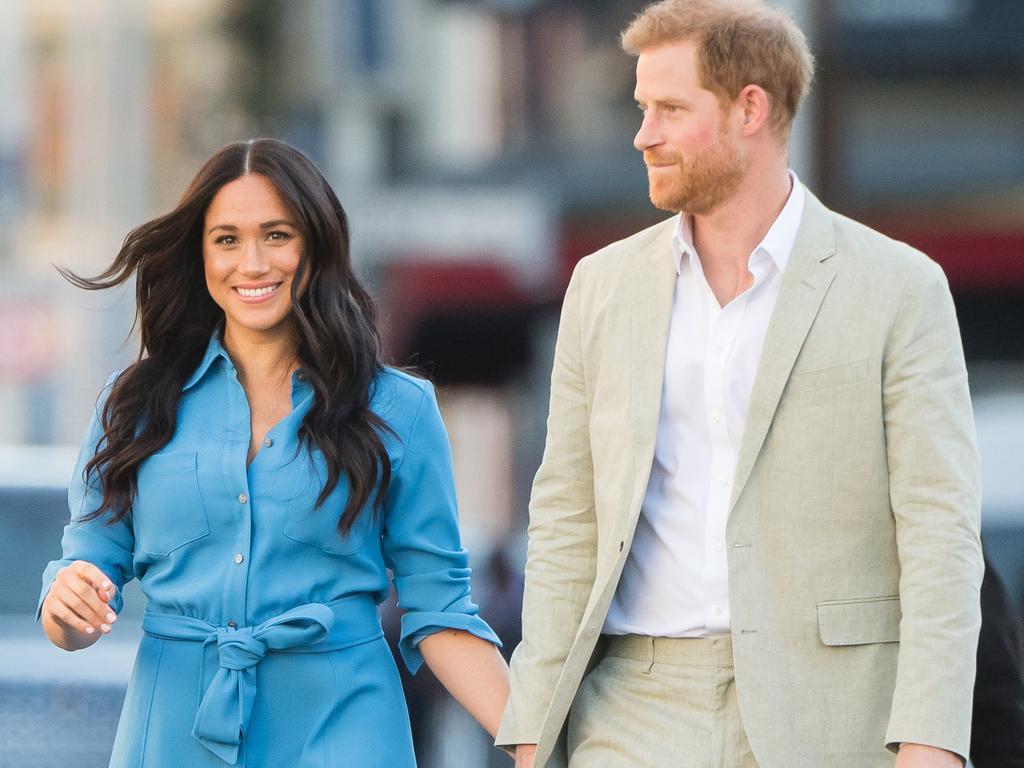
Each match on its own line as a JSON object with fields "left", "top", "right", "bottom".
{"left": 3, "top": 0, "right": 1023, "bottom": 635}
{"left": 2, "top": 1, "right": 1023, "bottom": 766}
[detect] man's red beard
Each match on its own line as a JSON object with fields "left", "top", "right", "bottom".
{"left": 644, "top": 130, "right": 746, "bottom": 215}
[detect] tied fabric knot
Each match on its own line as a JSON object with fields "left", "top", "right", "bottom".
{"left": 190, "top": 603, "right": 335, "bottom": 764}
{"left": 213, "top": 629, "right": 267, "bottom": 671}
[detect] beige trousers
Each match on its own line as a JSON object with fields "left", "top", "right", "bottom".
{"left": 567, "top": 634, "right": 759, "bottom": 768}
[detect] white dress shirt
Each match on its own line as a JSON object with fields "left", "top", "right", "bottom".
{"left": 604, "top": 172, "right": 806, "bottom": 637}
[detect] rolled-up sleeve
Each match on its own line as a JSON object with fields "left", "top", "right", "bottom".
{"left": 381, "top": 381, "right": 501, "bottom": 674}
{"left": 37, "top": 376, "right": 135, "bottom": 619}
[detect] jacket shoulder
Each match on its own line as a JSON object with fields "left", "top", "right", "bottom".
{"left": 574, "top": 216, "right": 676, "bottom": 280}
{"left": 829, "top": 209, "right": 948, "bottom": 289}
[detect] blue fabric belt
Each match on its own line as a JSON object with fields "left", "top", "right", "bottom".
{"left": 142, "top": 595, "right": 383, "bottom": 765}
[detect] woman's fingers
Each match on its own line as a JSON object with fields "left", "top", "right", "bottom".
{"left": 65, "top": 574, "right": 116, "bottom": 631}
{"left": 46, "top": 592, "right": 100, "bottom": 636}
{"left": 48, "top": 561, "right": 117, "bottom": 634}
{"left": 70, "top": 560, "right": 115, "bottom": 599}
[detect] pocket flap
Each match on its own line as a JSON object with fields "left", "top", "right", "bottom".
{"left": 788, "top": 358, "right": 870, "bottom": 393}
{"left": 817, "top": 596, "right": 900, "bottom": 646}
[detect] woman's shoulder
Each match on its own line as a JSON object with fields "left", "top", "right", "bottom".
{"left": 370, "top": 367, "right": 437, "bottom": 436}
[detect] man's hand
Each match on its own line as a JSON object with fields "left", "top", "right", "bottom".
{"left": 895, "top": 743, "right": 964, "bottom": 767}
{"left": 514, "top": 743, "right": 537, "bottom": 767}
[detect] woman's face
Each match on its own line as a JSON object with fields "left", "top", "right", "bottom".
{"left": 202, "top": 173, "right": 305, "bottom": 344}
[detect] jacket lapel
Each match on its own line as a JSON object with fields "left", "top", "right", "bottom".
{"left": 729, "top": 192, "right": 838, "bottom": 511}
{"left": 629, "top": 220, "right": 679, "bottom": 493}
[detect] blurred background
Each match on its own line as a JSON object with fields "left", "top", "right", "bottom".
{"left": 0, "top": 0, "right": 1021, "bottom": 766}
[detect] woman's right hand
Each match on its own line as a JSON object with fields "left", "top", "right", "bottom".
{"left": 514, "top": 744, "right": 537, "bottom": 767}
{"left": 40, "top": 560, "right": 117, "bottom": 651}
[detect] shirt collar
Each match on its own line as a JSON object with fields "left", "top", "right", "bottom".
{"left": 182, "top": 330, "right": 233, "bottom": 391}
{"left": 671, "top": 170, "right": 806, "bottom": 276}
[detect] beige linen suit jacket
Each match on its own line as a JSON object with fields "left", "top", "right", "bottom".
{"left": 496, "top": 191, "right": 983, "bottom": 767}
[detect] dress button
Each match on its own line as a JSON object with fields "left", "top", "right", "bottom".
{"left": 227, "top": 620, "right": 238, "bottom": 629}
{"left": 234, "top": 553, "right": 244, "bottom": 564}
{"left": 264, "top": 438, "right": 273, "bottom": 448}
{"left": 238, "top": 493, "right": 248, "bottom": 504}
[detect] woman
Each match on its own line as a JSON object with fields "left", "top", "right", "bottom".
{"left": 39, "top": 138, "right": 510, "bottom": 767}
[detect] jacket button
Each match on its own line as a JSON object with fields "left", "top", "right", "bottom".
{"left": 227, "top": 620, "right": 238, "bottom": 629}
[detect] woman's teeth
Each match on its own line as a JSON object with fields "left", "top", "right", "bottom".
{"left": 237, "top": 285, "right": 278, "bottom": 297}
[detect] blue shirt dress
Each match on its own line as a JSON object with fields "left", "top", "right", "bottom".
{"left": 39, "top": 334, "right": 501, "bottom": 767}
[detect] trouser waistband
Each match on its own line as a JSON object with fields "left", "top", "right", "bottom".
{"left": 603, "top": 633, "right": 734, "bottom": 667}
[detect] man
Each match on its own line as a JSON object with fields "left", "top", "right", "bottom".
{"left": 496, "top": 1, "right": 983, "bottom": 766}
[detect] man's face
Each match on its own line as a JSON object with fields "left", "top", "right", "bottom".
{"left": 633, "top": 40, "right": 746, "bottom": 215}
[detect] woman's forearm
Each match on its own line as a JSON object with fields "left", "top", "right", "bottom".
{"left": 419, "top": 629, "right": 510, "bottom": 737}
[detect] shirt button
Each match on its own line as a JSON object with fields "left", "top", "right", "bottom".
{"left": 715, "top": 542, "right": 724, "bottom": 552}
{"left": 718, "top": 476, "right": 728, "bottom": 487}
{"left": 234, "top": 553, "right": 244, "bottom": 565}
{"left": 711, "top": 411, "right": 721, "bottom": 423}
{"left": 227, "top": 620, "right": 238, "bottom": 629}
{"left": 264, "top": 438, "right": 273, "bottom": 448}
{"left": 238, "top": 493, "right": 248, "bottom": 504}
{"left": 712, "top": 605, "right": 722, "bottom": 615}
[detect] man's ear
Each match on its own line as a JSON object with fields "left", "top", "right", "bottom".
{"left": 738, "top": 84, "right": 771, "bottom": 138}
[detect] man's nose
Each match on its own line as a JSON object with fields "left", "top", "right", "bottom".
{"left": 634, "top": 111, "right": 662, "bottom": 152}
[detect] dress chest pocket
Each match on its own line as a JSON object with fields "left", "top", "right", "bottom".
{"left": 134, "top": 451, "right": 210, "bottom": 556}
{"left": 283, "top": 453, "right": 373, "bottom": 556}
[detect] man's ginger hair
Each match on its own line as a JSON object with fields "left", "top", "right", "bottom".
{"left": 621, "top": 0, "right": 815, "bottom": 138}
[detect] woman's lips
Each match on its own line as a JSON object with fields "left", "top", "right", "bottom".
{"left": 232, "top": 283, "right": 282, "bottom": 303}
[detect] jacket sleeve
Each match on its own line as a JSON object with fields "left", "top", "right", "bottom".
{"left": 496, "top": 260, "right": 599, "bottom": 749}
{"left": 882, "top": 258, "right": 984, "bottom": 760}
{"left": 381, "top": 381, "right": 501, "bottom": 675}
{"left": 37, "top": 375, "right": 136, "bottom": 619}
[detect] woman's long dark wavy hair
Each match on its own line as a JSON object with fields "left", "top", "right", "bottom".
{"left": 62, "top": 138, "right": 392, "bottom": 534}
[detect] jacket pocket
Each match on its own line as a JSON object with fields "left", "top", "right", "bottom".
{"left": 817, "top": 595, "right": 901, "bottom": 646}
{"left": 134, "top": 451, "right": 210, "bottom": 556}
{"left": 787, "top": 358, "right": 870, "bottom": 394}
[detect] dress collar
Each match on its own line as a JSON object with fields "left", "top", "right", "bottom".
{"left": 182, "top": 330, "right": 233, "bottom": 391}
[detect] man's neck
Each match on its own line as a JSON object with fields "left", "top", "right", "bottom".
{"left": 691, "top": 164, "right": 793, "bottom": 273}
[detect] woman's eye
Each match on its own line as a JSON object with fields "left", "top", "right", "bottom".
{"left": 267, "top": 230, "right": 292, "bottom": 242}
{"left": 214, "top": 235, "right": 238, "bottom": 245}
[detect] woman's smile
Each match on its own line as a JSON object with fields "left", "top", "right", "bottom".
{"left": 233, "top": 282, "right": 283, "bottom": 302}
